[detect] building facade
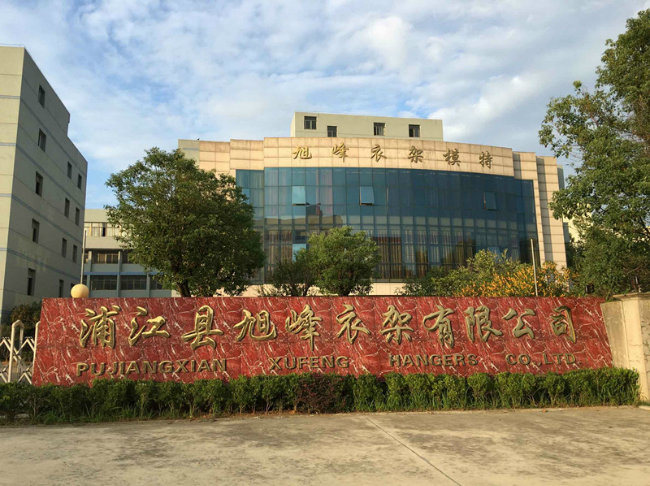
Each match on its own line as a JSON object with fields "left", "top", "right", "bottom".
{"left": 0, "top": 46, "right": 87, "bottom": 316}
{"left": 82, "top": 209, "right": 173, "bottom": 298}
{"left": 179, "top": 112, "right": 566, "bottom": 294}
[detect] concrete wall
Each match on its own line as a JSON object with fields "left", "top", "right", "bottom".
{"left": 291, "top": 112, "right": 443, "bottom": 141}
{"left": 601, "top": 293, "right": 650, "bottom": 400}
{"left": 0, "top": 46, "right": 87, "bottom": 316}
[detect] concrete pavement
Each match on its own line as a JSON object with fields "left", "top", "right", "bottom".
{"left": 1, "top": 407, "right": 649, "bottom": 485}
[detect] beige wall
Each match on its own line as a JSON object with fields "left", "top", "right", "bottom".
{"left": 0, "top": 46, "right": 87, "bottom": 315}
{"left": 601, "top": 293, "right": 650, "bottom": 400}
{"left": 291, "top": 112, "right": 443, "bottom": 141}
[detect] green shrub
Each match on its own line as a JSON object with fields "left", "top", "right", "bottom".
{"left": 353, "top": 374, "right": 384, "bottom": 412}
{"left": 467, "top": 373, "right": 493, "bottom": 408}
{"left": 404, "top": 374, "right": 430, "bottom": 410}
{"left": 0, "top": 367, "right": 639, "bottom": 424}
{"left": 385, "top": 373, "right": 408, "bottom": 411}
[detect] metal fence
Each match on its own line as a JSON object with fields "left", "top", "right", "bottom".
{"left": 0, "top": 320, "right": 38, "bottom": 384}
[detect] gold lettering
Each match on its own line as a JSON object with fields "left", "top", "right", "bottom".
{"left": 268, "top": 357, "right": 281, "bottom": 371}
{"left": 468, "top": 354, "right": 478, "bottom": 366}
{"left": 212, "top": 359, "right": 227, "bottom": 372}
{"left": 286, "top": 305, "right": 322, "bottom": 351}
{"left": 76, "top": 362, "right": 89, "bottom": 376}
{"left": 160, "top": 361, "right": 173, "bottom": 373}
{"left": 125, "top": 361, "right": 139, "bottom": 374}
{"left": 335, "top": 356, "right": 350, "bottom": 368}
{"left": 182, "top": 305, "right": 223, "bottom": 350}
{"left": 380, "top": 305, "right": 413, "bottom": 344}
{"left": 142, "top": 361, "right": 157, "bottom": 373}
{"left": 321, "top": 356, "right": 334, "bottom": 368}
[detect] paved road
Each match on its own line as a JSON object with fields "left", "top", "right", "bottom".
{"left": 1, "top": 407, "right": 649, "bottom": 485}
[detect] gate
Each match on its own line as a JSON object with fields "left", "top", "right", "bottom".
{"left": 0, "top": 320, "right": 39, "bottom": 384}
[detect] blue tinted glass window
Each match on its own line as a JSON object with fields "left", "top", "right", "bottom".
{"left": 484, "top": 192, "right": 497, "bottom": 210}
{"left": 360, "top": 186, "right": 374, "bottom": 205}
{"left": 292, "top": 186, "right": 306, "bottom": 205}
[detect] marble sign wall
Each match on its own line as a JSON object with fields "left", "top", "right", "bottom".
{"left": 33, "top": 296, "right": 612, "bottom": 385}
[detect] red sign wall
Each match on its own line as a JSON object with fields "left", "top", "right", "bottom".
{"left": 33, "top": 296, "right": 612, "bottom": 386}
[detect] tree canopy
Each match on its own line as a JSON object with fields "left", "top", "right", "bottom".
{"left": 106, "top": 148, "right": 264, "bottom": 297}
{"left": 539, "top": 9, "right": 650, "bottom": 297}
{"left": 304, "top": 226, "right": 380, "bottom": 296}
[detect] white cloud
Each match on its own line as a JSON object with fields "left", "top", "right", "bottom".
{"left": 0, "top": 0, "right": 646, "bottom": 206}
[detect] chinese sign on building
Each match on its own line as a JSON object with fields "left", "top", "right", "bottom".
{"left": 33, "top": 296, "right": 612, "bottom": 385}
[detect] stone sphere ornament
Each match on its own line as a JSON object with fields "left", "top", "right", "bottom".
{"left": 70, "top": 283, "right": 90, "bottom": 298}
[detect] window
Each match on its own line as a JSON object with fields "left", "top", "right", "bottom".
{"left": 58, "top": 279, "right": 64, "bottom": 298}
{"left": 84, "top": 250, "right": 90, "bottom": 263}
{"left": 304, "top": 116, "right": 316, "bottom": 130}
{"left": 38, "top": 85, "right": 45, "bottom": 107}
{"left": 122, "top": 250, "right": 132, "bottom": 264}
{"left": 72, "top": 244, "right": 78, "bottom": 263}
{"left": 67, "top": 162, "right": 72, "bottom": 179}
{"left": 292, "top": 185, "right": 306, "bottom": 205}
{"left": 483, "top": 192, "right": 497, "bottom": 210}
{"left": 27, "top": 269, "right": 35, "bottom": 296}
{"left": 31, "top": 219, "right": 39, "bottom": 243}
{"left": 35, "top": 172, "right": 43, "bottom": 196}
{"left": 64, "top": 198, "right": 70, "bottom": 217}
{"left": 38, "top": 129, "right": 46, "bottom": 151}
{"left": 327, "top": 126, "right": 337, "bottom": 137}
{"left": 360, "top": 186, "right": 375, "bottom": 205}
{"left": 120, "top": 275, "right": 147, "bottom": 291}
{"left": 90, "top": 275, "right": 117, "bottom": 291}
{"left": 409, "top": 124, "right": 420, "bottom": 138}
{"left": 61, "top": 238, "right": 67, "bottom": 257}
{"left": 373, "top": 122, "right": 385, "bottom": 136}
{"left": 75, "top": 208, "right": 80, "bottom": 225}
{"left": 89, "top": 222, "right": 113, "bottom": 237}
{"left": 77, "top": 174, "right": 82, "bottom": 189}
{"left": 92, "top": 251, "right": 119, "bottom": 264}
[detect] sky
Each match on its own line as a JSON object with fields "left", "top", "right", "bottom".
{"left": 1, "top": 0, "right": 648, "bottom": 208}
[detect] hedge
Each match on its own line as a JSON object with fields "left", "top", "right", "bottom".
{"left": 0, "top": 368, "right": 638, "bottom": 424}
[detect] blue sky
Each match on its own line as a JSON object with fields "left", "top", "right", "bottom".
{"left": 1, "top": 0, "right": 647, "bottom": 208}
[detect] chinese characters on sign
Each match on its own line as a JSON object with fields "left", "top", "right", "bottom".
{"left": 408, "top": 146, "right": 423, "bottom": 164}
{"left": 293, "top": 146, "right": 312, "bottom": 159}
{"left": 479, "top": 151, "right": 492, "bottom": 168}
{"left": 78, "top": 302, "right": 579, "bottom": 349}
{"left": 444, "top": 148, "right": 460, "bottom": 166}
{"left": 370, "top": 144, "right": 386, "bottom": 162}
{"left": 332, "top": 143, "right": 348, "bottom": 161}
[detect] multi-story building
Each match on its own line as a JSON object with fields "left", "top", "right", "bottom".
{"left": 0, "top": 46, "right": 87, "bottom": 317}
{"left": 180, "top": 112, "right": 566, "bottom": 294}
{"left": 82, "top": 209, "right": 173, "bottom": 297}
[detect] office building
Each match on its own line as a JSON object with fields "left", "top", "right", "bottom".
{"left": 82, "top": 209, "right": 173, "bottom": 297}
{"left": 0, "top": 46, "right": 87, "bottom": 316}
{"left": 179, "top": 112, "right": 566, "bottom": 294}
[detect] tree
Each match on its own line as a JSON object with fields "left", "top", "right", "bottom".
{"left": 400, "top": 250, "right": 575, "bottom": 297}
{"left": 265, "top": 248, "right": 316, "bottom": 296}
{"left": 539, "top": 9, "right": 650, "bottom": 297}
{"left": 307, "top": 226, "right": 380, "bottom": 296}
{"left": 106, "top": 148, "right": 264, "bottom": 297}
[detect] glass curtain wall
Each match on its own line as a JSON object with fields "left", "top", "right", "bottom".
{"left": 236, "top": 168, "right": 539, "bottom": 283}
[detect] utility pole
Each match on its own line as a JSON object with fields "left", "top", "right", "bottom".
{"left": 80, "top": 229, "right": 86, "bottom": 284}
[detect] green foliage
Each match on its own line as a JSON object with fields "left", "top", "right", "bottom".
{"left": 106, "top": 148, "right": 264, "bottom": 296}
{"left": 401, "top": 249, "right": 575, "bottom": 297}
{"left": 539, "top": 10, "right": 650, "bottom": 297}
{"left": 264, "top": 249, "right": 316, "bottom": 296}
{"left": 0, "top": 368, "right": 638, "bottom": 424}
{"left": 307, "top": 226, "right": 380, "bottom": 296}
{"left": 1, "top": 302, "right": 42, "bottom": 339}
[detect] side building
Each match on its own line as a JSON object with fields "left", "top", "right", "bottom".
{"left": 0, "top": 46, "right": 87, "bottom": 317}
{"left": 180, "top": 112, "right": 566, "bottom": 294}
{"left": 83, "top": 209, "right": 173, "bottom": 297}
